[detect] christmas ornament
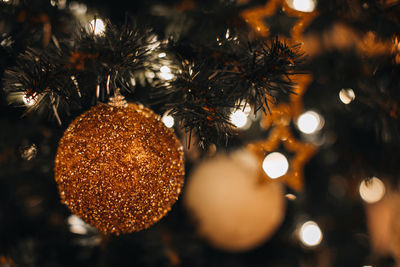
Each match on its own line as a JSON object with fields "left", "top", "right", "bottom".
{"left": 250, "top": 73, "right": 316, "bottom": 191}
{"left": 54, "top": 102, "right": 185, "bottom": 235}
{"left": 365, "top": 190, "right": 400, "bottom": 264}
{"left": 247, "top": 126, "right": 316, "bottom": 191}
{"left": 184, "top": 150, "right": 286, "bottom": 252}
{"left": 240, "top": 0, "right": 318, "bottom": 192}
{"left": 240, "top": 0, "right": 317, "bottom": 43}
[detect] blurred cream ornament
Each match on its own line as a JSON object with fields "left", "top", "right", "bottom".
{"left": 184, "top": 150, "right": 286, "bottom": 251}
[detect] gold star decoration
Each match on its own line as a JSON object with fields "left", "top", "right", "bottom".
{"left": 247, "top": 125, "right": 316, "bottom": 191}
{"left": 249, "top": 74, "right": 315, "bottom": 192}
{"left": 240, "top": 1, "right": 318, "bottom": 191}
{"left": 240, "top": 0, "right": 318, "bottom": 43}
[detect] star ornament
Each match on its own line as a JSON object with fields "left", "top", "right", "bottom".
{"left": 246, "top": 125, "right": 316, "bottom": 191}
{"left": 240, "top": 0, "right": 318, "bottom": 43}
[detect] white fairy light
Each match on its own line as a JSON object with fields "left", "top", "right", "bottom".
{"left": 90, "top": 19, "right": 105, "bottom": 35}
{"left": 297, "top": 110, "right": 324, "bottom": 134}
{"left": 262, "top": 152, "right": 289, "bottom": 179}
{"left": 161, "top": 113, "right": 174, "bottom": 128}
{"left": 292, "top": 0, "right": 316, "bottom": 12}
{"left": 339, "top": 88, "right": 356, "bottom": 104}
{"left": 299, "top": 221, "right": 323, "bottom": 247}
{"left": 359, "top": 177, "right": 385, "bottom": 204}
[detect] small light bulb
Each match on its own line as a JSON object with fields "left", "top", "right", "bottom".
{"left": 339, "top": 88, "right": 355, "bottom": 104}
{"left": 68, "top": 215, "right": 89, "bottom": 235}
{"left": 230, "top": 110, "right": 248, "bottom": 128}
{"left": 297, "top": 110, "right": 324, "bottom": 134}
{"left": 90, "top": 19, "right": 105, "bottom": 35}
{"left": 162, "top": 113, "right": 174, "bottom": 128}
{"left": 262, "top": 152, "right": 289, "bottom": 179}
{"left": 292, "top": 0, "right": 316, "bottom": 12}
{"left": 23, "top": 94, "right": 36, "bottom": 107}
{"left": 359, "top": 177, "right": 385, "bottom": 204}
{"left": 160, "top": 66, "right": 171, "bottom": 73}
{"left": 299, "top": 221, "right": 322, "bottom": 247}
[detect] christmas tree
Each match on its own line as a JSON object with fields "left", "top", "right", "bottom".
{"left": 1, "top": 0, "right": 400, "bottom": 266}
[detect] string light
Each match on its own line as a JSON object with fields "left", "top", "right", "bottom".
{"left": 299, "top": 221, "right": 323, "bottom": 247}
{"left": 22, "top": 94, "right": 36, "bottom": 107}
{"left": 161, "top": 113, "right": 174, "bottom": 128}
{"left": 339, "top": 88, "right": 355, "bottom": 104}
{"left": 89, "top": 19, "right": 105, "bottom": 35}
{"left": 359, "top": 177, "right": 385, "bottom": 204}
{"left": 230, "top": 110, "right": 248, "bottom": 128}
{"left": 296, "top": 110, "right": 324, "bottom": 134}
{"left": 262, "top": 152, "right": 289, "bottom": 179}
{"left": 291, "top": 0, "right": 316, "bottom": 12}
{"left": 159, "top": 66, "right": 174, "bottom": 80}
{"left": 67, "top": 215, "right": 90, "bottom": 235}
{"left": 21, "top": 144, "right": 38, "bottom": 161}
{"left": 285, "top": 194, "right": 297, "bottom": 200}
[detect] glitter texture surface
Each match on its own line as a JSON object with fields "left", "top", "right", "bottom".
{"left": 54, "top": 103, "right": 185, "bottom": 234}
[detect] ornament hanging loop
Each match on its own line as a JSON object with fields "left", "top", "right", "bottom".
{"left": 108, "top": 88, "right": 128, "bottom": 108}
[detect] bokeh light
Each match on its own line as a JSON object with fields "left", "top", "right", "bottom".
{"left": 23, "top": 94, "right": 36, "bottom": 107}
{"left": 162, "top": 113, "right": 174, "bottom": 128}
{"left": 299, "top": 221, "right": 323, "bottom": 247}
{"left": 68, "top": 215, "right": 89, "bottom": 235}
{"left": 21, "top": 144, "right": 38, "bottom": 161}
{"left": 297, "top": 110, "right": 324, "bottom": 134}
{"left": 262, "top": 152, "right": 289, "bottom": 179}
{"left": 230, "top": 110, "right": 248, "bottom": 128}
{"left": 339, "top": 88, "right": 356, "bottom": 104}
{"left": 90, "top": 19, "right": 105, "bottom": 35}
{"left": 287, "top": 0, "right": 316, "bottom": 12}
{"left": 159, "top": 66, "right": 174, "bottom": 80}
{"left": 359, "top": 177, "right": 385, "bottom": 204}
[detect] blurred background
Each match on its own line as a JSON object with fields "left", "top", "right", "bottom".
{"left": 1, "top": 0, "right": 400, "bottom": 266}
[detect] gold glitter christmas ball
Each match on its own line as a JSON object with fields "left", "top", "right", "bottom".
{"left": 54, "top": 103, "right": 185, "bottom": 235}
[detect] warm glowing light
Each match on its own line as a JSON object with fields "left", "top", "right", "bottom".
{"left": 230, "top": 110, "right": 248, "bottom": 128}
{"left": 158, "top": 52, "right": 166, "bottom": 58}
{"left": 285, "top": 194, "right": 297, "bottom": 200}
{"left": 21, "top": 144, "right": 38, "bottom": 161}
{"left": 90, "top": 19, "right": 105, "bottom": 35}
{"left": 299, "top": 221, "right": 323, "bottom": 247}
{"left": 262, "top": 152, "right": 289, "bottom": 179}
{"left": 292, "top": 0, "right": 316, "bottom": 12}
{"left": 161, "top": 113, "right": 174, "bottom": 128}
{"left": 159, "top": 72, "right": 174, "bottom": 80}
{"left": 69, "top": 1, "right": 87, "bottom": 15}
{"left": 359, "top": 177, "right": 385, "bottom": 204}
{"left": 160, "top": 66, "right": 171, "bottom": 73}
{"left": 23, "top": 94, "right": 36, "bottom": 107}
{"left": 339, "top": 88, "right": 356, "bottom": 104}
{"left": 297, "top": 110, "right": 324, "bottom": 134}
{"left": 145, "top": 71, "right": 156, "bottom": 79}
{"left": 68, "top": 215, "right": 89, "bottom": 235}
{"left": 159, "top": 66, "right": 174, "bottom": 80}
